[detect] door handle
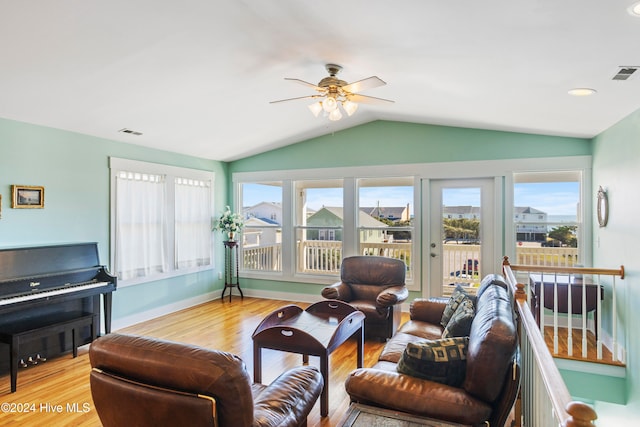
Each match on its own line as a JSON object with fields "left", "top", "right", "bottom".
{"left": 430, "top": 253, "right": 437, "bottom": 258}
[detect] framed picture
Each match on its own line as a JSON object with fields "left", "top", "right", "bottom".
{"left": 11, "top": 185, "right": 45, "bottom": 209}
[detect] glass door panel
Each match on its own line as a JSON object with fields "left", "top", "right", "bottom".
{"left": 427, "top": 179, "right": 494, "bottom": 298}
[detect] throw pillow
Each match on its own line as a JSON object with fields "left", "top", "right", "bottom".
{"left": 396, "top": 337, "right": 469, "bottom": 386}
{"left": 440, "top": 285, "right": 471, "bottom": 328}
{"left": 442, "top": 298, "right": 475, "bottom": 338}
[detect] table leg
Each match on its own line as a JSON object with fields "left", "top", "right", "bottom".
{"left": 302, "top": 354, "right": 309, "bottom": 365}
{"left": 320, "top": 352, "right": 329, "bottom": 417}
{"left": 253, "top": 343, "right": 262, "bottom": 383}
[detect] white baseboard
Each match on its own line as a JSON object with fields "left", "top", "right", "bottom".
{"left": 109, "top": 288, "right": 412, "bottom": 333}
{"left": 111, "top": 291, "right": 221, "bottom": 332}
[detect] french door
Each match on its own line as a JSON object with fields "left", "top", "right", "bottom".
{"left": 423, "top": 178, "right": 498, "bottom": 298}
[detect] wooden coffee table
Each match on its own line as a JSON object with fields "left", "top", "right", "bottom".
{"left": 252, "top": 300, "right": 365, "bottom": 417}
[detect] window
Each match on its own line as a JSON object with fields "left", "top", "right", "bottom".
{"left": 240, "top": 181, "right": 283, "bottom": 272}
{"left": 358, "top": 177, "right": 414, "bottom": 280}
{"left": 110, "top": 158, "right": 214, "bottom": 284}
{"left": 175, "top": 177, "right": 213, "bottom": 269}
{"left": 514, "top": 171, "right": 581, "bottom": 266}
{"left": 295, "top": 179, "right": 343, "bottom": 275}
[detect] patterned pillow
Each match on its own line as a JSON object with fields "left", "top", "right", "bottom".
{"left": 396, "top": 337, "right": 469, "bottom": 386}
{"left": 442, "top": 298, "right": 475, "bottom": 338}
{"left": 440, "top": 285, "right": 471, "bottom": 328}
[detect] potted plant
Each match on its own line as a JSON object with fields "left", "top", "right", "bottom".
{"left": 214, "top": 206, "right": 244, "bottom": 241}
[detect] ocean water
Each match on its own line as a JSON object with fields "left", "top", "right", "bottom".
{"left": 547, "top": 215, "right": 578, "bottom": 223}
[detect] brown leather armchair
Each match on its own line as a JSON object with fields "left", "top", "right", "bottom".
{"left": 89, "top": 333, "right": 323, "bottom": 427}
{"left": 321, "top": 256, "right": 408, "bottom": 340}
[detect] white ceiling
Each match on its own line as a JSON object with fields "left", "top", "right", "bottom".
{"left": 1, "top": 1, "right": 640, "bottom": 161}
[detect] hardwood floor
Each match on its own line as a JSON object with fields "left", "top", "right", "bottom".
{"left": 542, "top": 325, "right": 625, "bottom": 367}
{"left": 0, "top": 297, "right": 404, "bottom": 426}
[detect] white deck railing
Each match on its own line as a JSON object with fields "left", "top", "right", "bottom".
{"left": 242, "top": 242, "right": 580, "bottom": 291}
{"left": 514, "top": 246, "right": 579, "bottom": 267}
{"left": 241, "top": 240, "right": 413, "bottom": 279}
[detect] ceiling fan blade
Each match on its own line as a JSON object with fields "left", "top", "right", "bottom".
{"left": 342, "top": 76, "right": 386, "bottom": 93}
{"left": 284, "top": 78, "right": 322, "bottom": 91}
{"left": 270, "top": 95, "right": 321, "bottom": 104}
{"left": 349, "top": 93, "right": 395, "bottom": 105}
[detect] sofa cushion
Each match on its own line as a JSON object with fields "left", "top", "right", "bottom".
{"left": 440, "top": 285, "right": 473, "bottom": 328}
{"left": 442, "top": 298, "right": 475, "bottom": 338}
{"left": 463, "top": 284, "right": 517, "bottom": 402}
{"left": 397, "top": 319, "right": 444, "bottom": 340}
{"left": 396, "top": 337, "right": 469, "bottom": 386}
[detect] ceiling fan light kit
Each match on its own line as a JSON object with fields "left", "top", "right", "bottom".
{"left": 271, "top": 63, "right": 393, "bottom": 121}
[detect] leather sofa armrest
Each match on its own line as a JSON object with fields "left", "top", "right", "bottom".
{"left": 409, "top": 298, "right": 447, "bottom": 324}
{"left": 376, "top": 285, "right": 409, "bottom": 307}
{"left": 253, "top": 366, "right": 323, "bottom": 427}
{"left": 321, "top": 281, "right": 353, "bottom": 301}
{"left": 345, "top": 368, "right": 491, "bottom": 424}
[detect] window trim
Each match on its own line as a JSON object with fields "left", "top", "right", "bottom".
{"left": 233, "top": 156, "right": 592, "bottom": 290}
{"left": 109, "top": 157, "right": 215, "bottom": 288}
{"left": 235, "top": 168, "right": 420, "bottom": 287}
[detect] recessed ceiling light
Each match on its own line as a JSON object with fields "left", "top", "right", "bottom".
{"left": 629, "top": 1, "right": 640, "bottom": 16}
{"left": 568, "top": 88, "right": 597, "bottom": 96}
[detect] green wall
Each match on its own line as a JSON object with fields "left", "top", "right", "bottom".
{"left": 231, "top": 120, "right": 590, "bottom": 173}
{"left": 590, "top": 108, "right": 640, "bottom": 425}
{"left": 0, "top": 117, "right": 227, "bottom": 322}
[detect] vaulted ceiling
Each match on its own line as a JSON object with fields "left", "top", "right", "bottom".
{"left": 1, "top": 1, "right": 639, "bottom": 161}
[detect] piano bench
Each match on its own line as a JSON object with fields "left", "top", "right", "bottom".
{"left": 0, "top": 311, "right": 95, "bottom": 393}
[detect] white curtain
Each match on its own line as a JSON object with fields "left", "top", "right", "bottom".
{"left": 115, "top": 171, "right": 168, "bottom": 280}
{"left": 175, "top": 177, "right": 212, "bottom": 269}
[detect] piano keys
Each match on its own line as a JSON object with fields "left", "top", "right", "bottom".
{"left": 0, "top": 243, "right": 116, "bottom": 390}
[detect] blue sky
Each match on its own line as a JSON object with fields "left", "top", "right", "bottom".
{"left": 241, "top": 182, "right": 579, "bottom": 216}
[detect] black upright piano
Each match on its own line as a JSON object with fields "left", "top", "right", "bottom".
{"left": 0, "top": 243, "right": 116, "bottom": 392}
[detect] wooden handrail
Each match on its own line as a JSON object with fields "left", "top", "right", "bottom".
{"left": 503, "top": 256, "right": 598, "bottom": 427}
{"left": 503, "top": 256, "right": 624, "bottom": 280}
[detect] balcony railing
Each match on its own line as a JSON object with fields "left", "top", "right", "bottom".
{"left": 442, "top": 245, "right": 580, "bottom": 295}
{"left": 242, "top": 240, "right": 413, "bottom": 279}
{"left": 242, "top": 242, "right": 580, "bottom": 293}
{"left": 503, "top": 258, "right": 625, "bottom": 367}
{"left": 503, "top": 258, "right": 599, "bottom": 427}
{"left": 514, "top": 246, "right": 579, "bottom": 266}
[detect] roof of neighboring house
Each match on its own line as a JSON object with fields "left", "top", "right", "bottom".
{"left": 514, "top": 206, "right": 546, "bottom": 215}
{"left": 444, "top": 206, "right": 548, "bottom": 216}
{"left": 243, "top": 201, "right": 282, "bottom": 211}
{"left": 443, "top": 206, "right": 481, "bottom": 215}
{"left": 309, "top": 207, "right": 388, "bottom": 227}
{"left": 360, "top": 206, "right": 407, "bottom": 219}
{"left": 244, "top": 217, "right": 279, "bottom": 226}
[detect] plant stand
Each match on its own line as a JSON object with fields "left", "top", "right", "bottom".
{"left": 222, "top": 240, "right": 243, "bottom": 302}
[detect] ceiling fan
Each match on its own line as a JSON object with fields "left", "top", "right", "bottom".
{"left": 270, "top": 64, "right": 394, "bottom": 121}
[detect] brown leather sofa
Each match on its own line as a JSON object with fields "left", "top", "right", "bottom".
{"left": 345, "top": 275, "right": 520, "bottom": 426}
{"left": 321, "top": 256, "right": 408, "bottom": 340}
{"left": 89, "top": 333, "right": 323, "bottom": 427}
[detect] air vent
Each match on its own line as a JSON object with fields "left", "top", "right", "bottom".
{"left": 612, "top": 67, "right": 638, "bottom": 81}
{"left": 118, "top": 128, "right": 143, "bottom": 136}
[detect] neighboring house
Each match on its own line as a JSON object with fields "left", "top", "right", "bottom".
{"left": 360, "top": 204, "right": 411, "bottom": 222}
{"left": 243, "top": 201, "right": 283, "bottom": 224}
{"left": 443, "top": 205, "right": 480, "bottom": 220}
{"left": 443, "top": 205, "right": 548, "bottom": 242}
{"left": 242, "top": 216, "right": 280, "bottom": 247}
{"left": 306, "top": 207, "right": 388, "bottom": 242}
{"left": 514, "top": 206, "right": 548, "bottom": 242}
